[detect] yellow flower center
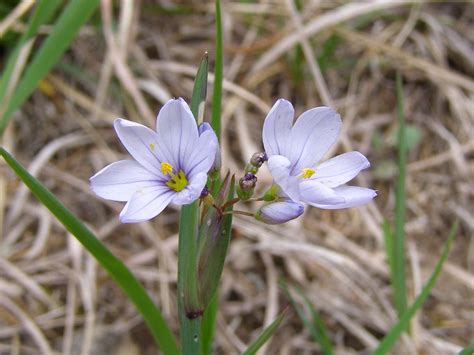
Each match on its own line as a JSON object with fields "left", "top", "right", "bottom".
{"left": 301, "top": 168, "right": 316, "bottom": 179}
{"left": 166, "top": 170, "right": 188, "bottom": 192}
{"left": 160, "top": 162, "right": 188, "bottom": 192}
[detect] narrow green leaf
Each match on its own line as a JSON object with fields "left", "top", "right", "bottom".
{"left": 200, "top": 292, "right": 218, "bottom": 355}
{"left": 0, "top": 0, "right": 100, "bottom": 134}
{"left": 211, "top": 0, "right": 223, "bottom": 140}
{"left": 301, "top": 293, "right": 333, "bottom": 355}
{"left": 178, "top": 199, "right": 202, "bottom": 354}
{"left": 391, "top": 73, "right": 408, "bottom": 319}
{"left": 283, "top": 282, "right": 333, "bottom": 355}
{"left": 200, "top": 2, "right": 224, "bottom": 350}
{"left": 197, "top": 174, "right": 234, "bottom": 307}
{"left": 0, "top": 148, "right": 178, "bottom": 355}
{"left": 0, "top": 0, "right": 62, "bottom": 118}
{"left": 24, "top": 1, "right": 63, "bottom": 39}
{"left": 190, "top": 54, "right": 209, "bottom": 121}
{"left": 242, "top": 311, "right": 286, "bottom": 355}
{"left": 373, "top": 222, "right": 458, "bottom": 355}
{"left": 459, "top": 343, "right": 474, "bottom": 355}
{"left": 177, "top": 53, "right": 210, "bottom": 355}
{"left": 383, "top": 220, "right": 394, "bottom": 280}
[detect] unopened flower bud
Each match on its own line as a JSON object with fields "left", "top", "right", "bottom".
{"left": 250, "top": 152, "right": 267, "bottom": 168}
{"left": 200, "top": 186, "right": 209, "bottom": 198}
{"left": 240, "top": 173, "right": 257, "bottom": 189}
{"left": 237, "top": 173, "right": 257, "bottom": 200}
{"left": 200, "top": 186, "right": 214, "bottom": 206}
{"left": 256, "top": 200, "right": 304, "bottom": 224}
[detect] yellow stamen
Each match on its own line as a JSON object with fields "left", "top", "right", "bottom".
{"left": 149, "top": 143, "right": 156, "bottom": 151}
{"left": 166, "top": 170, "right": 188, "bottom": 192}
{"left": 301, "top": 168, "right": 316, "bottom": 179}
{"left": 161, "top": 162, "right": 173, "bottom": 175}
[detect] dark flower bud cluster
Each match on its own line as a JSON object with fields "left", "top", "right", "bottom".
{"left": 240, "top": 173, "right": 257, "bottom": 189}
{"left": 237, "top": 172, "right": 257, "bottom": 200}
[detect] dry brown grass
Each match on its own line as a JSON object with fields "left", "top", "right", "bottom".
{"left": 0, "top": 1, "right": 473, "bottom": 354}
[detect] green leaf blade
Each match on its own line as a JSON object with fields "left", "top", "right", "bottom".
{"left": 178, "top": 200, "right": 202, "bottom": 354}
{"left": 211, "top": 0, "right": 223, "bottom": 140}
{"left": 200, "top": 2, "right": 224, "bottom": 351}
{"left": 391, "top": 73, "right": 408, "bottom": 319}
{"left": 177, "top": 48, "right": 211, "bottom": 355}
{"left": 200, "top": 292, "right": 218, "bottom": 355}
{"left": 190, "top": 54, "right": 209, "bottom": 120}
{"left": 242, "top": 311, "right": 286, "bottom": 355}
{"left": 283, "top": 282, "right": 333, "bottom": 355}
{"left": 0, "top": 0, "right": 62, "bottom": 117}
{"left": 459, "top": 343, "right": 474, "bottom": 355}
{"left": 0, "top": 0, "right": 101, "bottom": 134}
{"left": 302, "top": 294, "right": 333, "bottom": 355}
{"left": 374, "top": 222, "right": 458, "bottom": 355}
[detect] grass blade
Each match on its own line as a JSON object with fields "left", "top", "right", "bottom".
{"left": 283, "top": 283, "right": 333, "bottom": 355}
{"left": 178, "top": 200, "right": 201, "bottom": 354}
{"left": 0, "top": 0, "right": 100, "bottom": 134}
{"left": 459, "top": 343, "right": 474, "bottom": 355}
{"left": 383, "top": 220, "right": 394, "bottom": 278}
{"left": 242, "top": 310, "right": 286, "bottom": 355}
{"left": 200, "top": 291, "right": 218, "bottom": 355}
{"left": 200, "top": 176, "right": 234, "bottom": 355}
{"left": 0, "top": 147, "right": 178, "bottom": 355}
{"left": 211, "top": 0, "right": 223, "bottom": 140}
{"left": 0, "top": 0, "right": 62, "bottom": 120}
{"left": 201, "top": 2, "right": 224, "bottom": 351}
{"left": 190, "top": 53, "right": 209, "bottom": 120}
{"left": 20, "top": 1, "right": 62, "bottom": 39}
{"left": 373, "top": 221, "right": 458, "bottom": 355}
{"left": 178, "top": 54, "right": 210, "bottom": 354}
{"left": 391, "top": 73, "right": 408, "bottom": 318}
{"left": 300, "top": 293, "right": 333, "bottom": 355}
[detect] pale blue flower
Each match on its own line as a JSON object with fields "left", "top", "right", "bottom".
{"left": 263, "top": 99, "right": 376, "bottom": 209}
{"left": 90, "top": 98, "right": 218, "bottom": 223}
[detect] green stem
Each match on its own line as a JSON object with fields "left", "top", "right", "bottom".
{"left": 178, "top": 53, "right": 209, "bottom": 355}
{"left": 393, "top": 73, "right": 408, "bottom": 318}
{"left": 223, "top": 210, "right": 254, "bottom": 217}
{"left": 181, "top": 316, "right": 202, "bottom": 355}
{"left": 211, "top": 0, "right": 223, "bottom": 140}
{"left": 178, "top": 202, "right": 202, "bottom": 354}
